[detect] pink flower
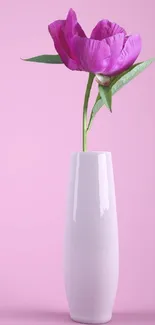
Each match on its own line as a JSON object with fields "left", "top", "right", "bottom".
{"left": 48, "top": 9, "right": 141, "bottom": 76}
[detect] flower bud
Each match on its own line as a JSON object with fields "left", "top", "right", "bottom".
{"left": 96, "top": 74, "right": 111, "bottom": 86}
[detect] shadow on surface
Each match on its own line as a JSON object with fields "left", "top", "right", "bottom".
{"left": 112, "top": 312, "right": 155, "bottom": 323}
{"left": 0, "top": 309, "right": 155, "bottom": 324}
{"left": 0, "top": 308, "right": 72, "bottom": 323}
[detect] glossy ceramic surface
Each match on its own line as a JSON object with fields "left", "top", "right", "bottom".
{"left": 64, "top": 152, "right": 119, "bottom": 324}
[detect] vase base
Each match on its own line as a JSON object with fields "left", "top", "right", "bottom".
{"left": 71, "top": 315, "right": 112, "bottom": 324}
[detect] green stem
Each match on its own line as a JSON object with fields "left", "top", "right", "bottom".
{"left": 82, "top": 73, "right": 94, "bottom": 151}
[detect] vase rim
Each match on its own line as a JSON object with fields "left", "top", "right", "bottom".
{"left": 72, "top": 151, "right": 111, "bottom": 155}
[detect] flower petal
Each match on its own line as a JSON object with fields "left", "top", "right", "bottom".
{"left": 107, "top": 34, "right": 142, "bottom": 75}
{"left": 102, "top": 33, "right": 125, "bottom": 74}
{"left": 65, "top": 8, "right": 86, "bottom": 38}
{"left": 48, "top": 9, "right": 86, "bottom": 70}
{"left": 91, "top": 20, "right": 126, "bottom": 40}
{"left": 72, "top": 33, "right": 125, "bottom": 74}
{"left": 72, "top": 36, "right": 111, "bottom": 73}
{"left": 48, "top": 20, "right": 78, "bottom": 70}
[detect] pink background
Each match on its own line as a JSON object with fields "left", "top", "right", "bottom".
{"left": 0, "top": 0, "right": 155, "bottom": 321}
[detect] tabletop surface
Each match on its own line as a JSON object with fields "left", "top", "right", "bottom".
{"left": 0, "top": 309, "right": 154, "bottom": 325}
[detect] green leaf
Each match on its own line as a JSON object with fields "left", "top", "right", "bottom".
{"left": 87, "top": 96, "right": 103, "bottom": 131}
{"left": 91, "top": 97, "right": 103, "bottom": 115}
{"left": 21, "top": 54, "right": 63, "bottom": 64}
{"left": 99, "top": 85, "right": 112, "bottom": 112}
{"left": 111, "top": 58, "right": 155, "bottom": 95}
{"left": 87, "top": 58, "right": 155, "bottom": 130}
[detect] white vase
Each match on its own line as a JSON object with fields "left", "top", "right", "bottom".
{"left": 64, "top": 152, "right": 119, "bottom": 324}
